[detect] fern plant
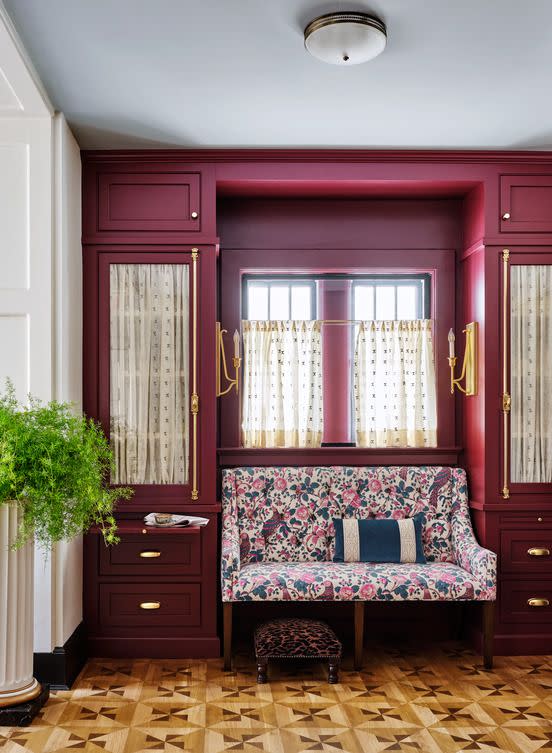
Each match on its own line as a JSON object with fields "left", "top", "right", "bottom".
{"left": 0, "top": 381, "right": 132, "bottom": 548}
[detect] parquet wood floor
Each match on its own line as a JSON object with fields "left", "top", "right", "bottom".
{"left": 1, "top": 643, "right": 551, "bottom": 752}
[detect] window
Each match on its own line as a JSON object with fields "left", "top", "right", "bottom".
{"left": 244, "top": 277, "right": 316, "bottom": 320}
{"left": 240, "top": 273, "right": 436, "bottom": 449}
{"left": 353, "top": 275, "right": 430, "bottom": 321}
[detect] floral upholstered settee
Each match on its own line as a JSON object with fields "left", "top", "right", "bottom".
{"left": 221, "top": 466, "right": 497, "bottom": 670}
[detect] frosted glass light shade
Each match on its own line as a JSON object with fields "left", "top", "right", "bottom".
{"left": 304, "top": 12, "right": 387, "bottom": 66}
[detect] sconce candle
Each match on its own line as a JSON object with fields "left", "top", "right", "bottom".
{"left": 448, "top": 322, "right": 478, "bottom": 396}
{"left": 448, "top": 329, "right": 455, "bottom": 359}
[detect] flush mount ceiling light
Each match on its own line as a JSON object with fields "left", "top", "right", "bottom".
{"left": 304, "top": 12, "right": 387, "bottom": 65}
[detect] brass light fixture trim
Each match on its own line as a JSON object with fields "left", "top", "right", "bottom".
{"left": 304, "top": 12, "right": 387, "bottom": 66}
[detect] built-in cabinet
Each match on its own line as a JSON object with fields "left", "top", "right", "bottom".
{"left": 83, "top": 160, "right": 219, "bottom": 657}
{"left": 82, "top": 152, "right": 552, "bottom": 659}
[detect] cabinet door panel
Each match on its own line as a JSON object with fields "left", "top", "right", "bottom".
{"left": 99, "top": 172, "right": 201, "bottom": 233}
{"left": 97, "top": 251, "right": 198, "bottom": 507}
{"left": 501, "top": 176, "right": 552, "bottom": 233}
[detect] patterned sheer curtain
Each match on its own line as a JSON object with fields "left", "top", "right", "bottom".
{"left": 110, "top": 264, "right": 189, "bottom": 484}
{"left": 511, "top": 265, "right": 552, "bottom": 482}
{"left": 241, "top": 320, "right": 323, "bottom": 447}
{"left": 354, "top": 320, "right": 437, "bottom": 447}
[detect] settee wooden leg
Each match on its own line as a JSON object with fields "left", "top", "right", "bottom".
{"left": 482, "top": 601, "right": 495, "bottom": 670}
{"left": 223, "top": 603, "right": 233, "bottom": 671}
{"left": 354, "top": 602, "right": 365, "bottom": 670}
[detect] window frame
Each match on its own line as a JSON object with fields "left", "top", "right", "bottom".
{"left": 219, "top": 247, "right": 455, "bottom": 457}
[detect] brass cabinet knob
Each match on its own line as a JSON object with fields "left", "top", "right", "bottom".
{"left": 502, "top": 212, "right": 511, "bottom": 220}
{"left": 537, "top": 517, "right": 543, "bottom": 522}
{"left": 139, "top": 601, "right": 161, "bottom": 610}
{"left": 527, "top": 598, "right": 550, "bottom": 607}
{"left": 527, "top": 547, "right": 550, "bottom": 557}
{"left": 140, "top": 550, "right": 161, "bottom": 558}
{"left": 191, "top": 211, "right": 199, "bottom": 219}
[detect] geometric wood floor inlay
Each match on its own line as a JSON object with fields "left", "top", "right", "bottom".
{"left": 0, "top": 643, "right": 551, "bottom": 752}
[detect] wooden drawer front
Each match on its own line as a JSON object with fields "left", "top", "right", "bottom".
{"left": 501, "top": 175, "right": 552, "bottom": 232}
{"left": 501, "top": 530, "right": 552, "bottom": 574}
{"left": 100, "top": 583, "right": 201, "bottom": 628}
{"left": 500, "top": 582, "right": 552, "bottom": 624}
{"left": 99, "top": 533, "right": 201, "bottom": 576}
{"left": 98, "top": 172, "right": 201, "bottom": 233}
{"left": 500, "top": 513, "right": 551, "bottom": 528}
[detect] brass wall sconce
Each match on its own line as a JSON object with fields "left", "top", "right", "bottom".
{"left": 448, "top": 322, "right": 478, "bottom": 396}
{"left": 216, "top": 322, "right": 241, "bottom": 397}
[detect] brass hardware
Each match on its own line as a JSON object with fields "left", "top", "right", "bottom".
{"left": 191, "top": 248, "right": 199, "bottom": 501}
{"left": 139, "top": 601, "right": 161, "bottom": 610}
{"left": 140, "top": 550, "right": 161, "bottom": 558}
{"left": 502, "top": 212, "right": 511, "bottom": 220}
{"left": 527, "top": 598, "right": 550, "bottom": 607}
{"left": 527, "top": 548, "right": 550, "bottom": 557}
{"left": 502, "top": 249, "right": 510, "bottom": 499}
{"left": 216, "top": 322, "right": 241, "bottom": 397}
{"left": 447, "top": 322, "right": 478, "bottom": 396}
{"left": 538, "top": 517, "right": 543, "bottom": 522}
{"left": 191, "top": 211, "right": 199, "bottom": 219}
{"left": 142, "top": 529, "right": 147, "bottom": 534}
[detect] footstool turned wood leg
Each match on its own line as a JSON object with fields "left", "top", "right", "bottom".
{"left": 256, "top": 660, "right": 268, "bottom": 684}
{"left": 328, "top": 660, "right": 339, "bottom": 684}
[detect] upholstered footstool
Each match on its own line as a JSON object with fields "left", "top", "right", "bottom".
{"left": 254, "top": 618, "right": 342, "bottom": 684}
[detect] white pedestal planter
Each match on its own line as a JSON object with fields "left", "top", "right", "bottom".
{"left": 0, "top": 503, "right": 41, "bottom": 707}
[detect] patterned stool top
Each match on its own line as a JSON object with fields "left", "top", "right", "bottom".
{"left": 254, "top": 618, "right": 342, "bottom": 659}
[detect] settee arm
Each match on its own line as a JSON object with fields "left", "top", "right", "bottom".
{"left": 451, "top": 493, "right": 497, "bottom": 598}
{"left": 221, "top": 470, "right": 240, "bottom": 601}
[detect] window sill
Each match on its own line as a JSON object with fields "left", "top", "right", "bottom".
{"left": 217, "top": 446, "right": 462, "bottom": 467}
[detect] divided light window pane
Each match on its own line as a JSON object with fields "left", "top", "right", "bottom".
{"left": 375, "top": 286, "right": 396, "bottom": 319}
{"left": 291, "top": 286, "right": 312, "bottom": 319}
{"left": 270, "top": 285, "right": 289, "bottom": 319}
{"left": 354, "top": 285, "right": 374, "bottom": 320}
{"left": 248, "top": 285, "right": 269, "bottom": 320}
{"left": 397, "top": 286, "right": 418, "bottom": 319}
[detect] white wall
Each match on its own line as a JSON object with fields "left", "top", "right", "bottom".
{"left": 0, "top": 4, "right": 83, "bottom": 652}
{"left": 53, "top": 113, "right": 83, "bottom": 646}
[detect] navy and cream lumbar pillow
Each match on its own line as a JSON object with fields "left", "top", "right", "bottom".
{"left": 333, "top": 514, "right": 426, "bottom": 564}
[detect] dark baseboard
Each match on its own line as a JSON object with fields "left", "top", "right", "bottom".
{"left": 33, "top": 622, "right": 88, "bottom": 690}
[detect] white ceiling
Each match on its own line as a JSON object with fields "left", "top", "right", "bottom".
{"left": 4, "top": 0, "right": 552, "bottom": 150}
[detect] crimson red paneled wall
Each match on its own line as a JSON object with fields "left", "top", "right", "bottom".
{"left": 82, "top": 149, "right": 552, "bottom": 656}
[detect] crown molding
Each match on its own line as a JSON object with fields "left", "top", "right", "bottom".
{"left": 81, "top": 148, "right": 552, "bottom": 165}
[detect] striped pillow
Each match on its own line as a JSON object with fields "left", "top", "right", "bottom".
{"left": 332, "top": 514, "right": 426, "bottom": 564}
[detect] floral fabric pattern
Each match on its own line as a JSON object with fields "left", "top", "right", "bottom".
{"left": 221, "top": 466, "right": 497, "bottom": 603}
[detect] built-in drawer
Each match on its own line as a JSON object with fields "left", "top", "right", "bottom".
{"left": 98, "top": 171, "right": 202, "bottom": 234}
{"left": 99, "top": 583, "right": 201, "bottom": 628}
{"left": 501, "top": 530, "right": 552, "bottom": 575}
{"left": 500, "top": 175, "right": 552, "bottom": 233}
{"left": 500, "top": 513, "right": 551, "bottom": 528}
{"left": 99, "top": 531, "right": 201, "bottom": 576}
{"left": 500, "top": 581, "right": 552, "bottom": 624}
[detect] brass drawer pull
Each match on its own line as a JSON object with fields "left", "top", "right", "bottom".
{"left": 139, "top": 601, "right": 161, "bottom": 610}
{"left": 527, "top": 598, "right": 550, "bottom": 608}
{"left": 140, "top": 550, "right": 161, "bottom": 558}
{"left": 527, "top": 547, "right": 550, "bottom": 557}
